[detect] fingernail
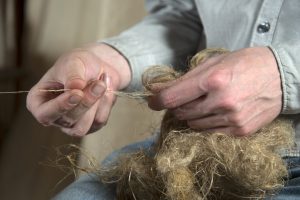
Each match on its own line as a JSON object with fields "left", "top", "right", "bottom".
{"left": 99, "top": 73, "right": 105, "bottom": 81}
{"left": 69, "top": 95, "right": 81, "bottom": 105}
{"left": 99, "top": 73, "right": 110, "bottom": 88}
{"left": 91, "top": 83, "right": 105, "bottom": 96}
{"left": 103, "top": 74, "right": 111, "bottom": 89}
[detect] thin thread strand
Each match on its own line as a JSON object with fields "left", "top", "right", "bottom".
{"left": 0, "top": 89, "right": 153, "bottom": 99}
{"left": 0, "top": 89, "right": 70, "bottom": 94}
{"left": 0, "top": 90, "right": 31, "bottom": 94}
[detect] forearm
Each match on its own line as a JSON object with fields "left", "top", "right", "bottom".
{"left": 102, "top": 0, "right": 203, "bottom": 91}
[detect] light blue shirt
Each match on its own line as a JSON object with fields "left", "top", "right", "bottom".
{"left": 103, "top": 0, "right": 300, "bottom": 146}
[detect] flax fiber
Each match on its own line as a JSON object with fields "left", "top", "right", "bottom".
{"left": 86, "top": 49, "right": 294, "bottom": 200}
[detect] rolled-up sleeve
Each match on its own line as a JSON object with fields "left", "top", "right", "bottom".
{"left": 269, "top": 0, "right": 300, "bottom": 114}
{"left": 102, "top": 0, "right": 203, "bottom": 91}
{"left": 270, "top": 43, "right": 300, "bottom": 114}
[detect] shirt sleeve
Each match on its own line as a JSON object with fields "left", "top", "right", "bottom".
{"left": 268, "top": 1, "right": 300, "bottom": 114}
{"left": 270, "top": 43, "right": 300, "bottom": 114}
{"left": 101, "top": 0, "right": 203, "bottom": 91}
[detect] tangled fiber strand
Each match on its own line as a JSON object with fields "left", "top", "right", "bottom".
{"left": 62, "top": 49, "right": 294, "bottom": 200}
{"left": 100, "top": 151, "right": 166, "bottom": 200}
{"left": 155, "top": 118, "right": 293, "bottom": 200}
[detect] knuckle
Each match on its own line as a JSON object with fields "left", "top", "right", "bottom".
{"left": 94, "top": 118, "right": 106, "bottom": 128}
{"left": 228, "top": 114, "right": 244, "bottom": 127}
{"left": 218, "top": 97, "right": 237, "bottom": 111}
{"left": 67, "top": 57, "right": 86, "bottom": 75}
{"left": 82, "top": 94, "right": 102, "bottom": 108}
{"left": 206, "top": 70, "right": 228, "bottom": 90}
{"left": 187, "top": 120, "right": 197, "bottom": 129}
{"left": 26, "top": 91, "right": 35, "bottom": 112}
{"left": 68, "top": 49, "right": 90, "bottom": 60}
{"left": 57, "top": 102, "right": 70, "bottom": 114}
{"left": 26, "top": 101, "right": 32, "bottom": 112}
{"left": 54, "top": 117, "right": 75, "bottom": 128}
{"left": 89, "top": 120, "right": 106, "bottom": 133}
{"left": 71, "top": 127, "right": 87, "bottom": 137}
{"left": 35, "top": 114, "right": 50, "bottom": 126}
{"left": 57, "top": 49, "right": 90, "bottom": 70}
{"left": 234, "top": 126, "right": 249, "bottom": 136}
{"left": 173, "top": 108, "right": 186, "bottom": 120}
{"left": 235, "top": 54, "right": 247, "bottom": 66}
{"left": 41, "top": 122, "right": 50, "bottom": 127}
{"left": 62, "top": 51, "right": 89, "bottom": 71}
{"left": 161, "top": 93, "right": 179, "bottom": 109}
{"left": 79, "top": 100, "right": 93, "bottom": 110}
{"left": 72, "top": 55, "right": 88, "bottom": 67}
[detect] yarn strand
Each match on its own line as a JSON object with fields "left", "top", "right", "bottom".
{"left": 0, "top": 89, "right": 153, "bottom": 99}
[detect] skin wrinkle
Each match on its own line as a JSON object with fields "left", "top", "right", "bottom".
{"left": 65, "top": 57, "right": 87, "bottom": 84}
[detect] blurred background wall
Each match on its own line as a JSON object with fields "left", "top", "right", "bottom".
{"left": 0, "top": 1, "right": 162, "bottom": 199}
{"left": 0, "top": 0, "right": 19, "bottom": 142}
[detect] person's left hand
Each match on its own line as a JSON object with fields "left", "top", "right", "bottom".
{"left": 148, "top": 47, "right": 283, "bottom": 136}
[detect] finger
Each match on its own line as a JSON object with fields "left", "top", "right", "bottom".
{"left": 27, "top": 81, "right": 64, "bottom": 112}
{"left": 63, "top": 79, "right": 107, "bottom": 124}
{"left": 187, "top": 114, "right": 229, "bottom": 130}
{"left": 151, "top": 53, "right": 226, "bottom": 90}
{"left": 171, "top": 96, "right": 212, "bottom": 120}
{"left": 173, "top": 84, "right": 250, "bottom": 121}
{"left": 53, "top": 117, "right": 75, "bottom": 128}
{"left": 148, "top": 54, "right": 230, "bottom": 110}
{"left": 230, "top": 104, "right": 280, "bottom": 137}
{"left": 148, "top": 73, "right": 208, "bottom": 110}
{"left": 30, "top": 89, "right": 84, "bottom": 126}
{"left": 61, "top": 101, "right": 99, "bottom": 137}
{"left": 205, "top": 109, "right": 275, "bottom": 137}
{"left": 89, "top": 90, "right": 116, "bottom": 133}
{"left": 182, "top": 97, "right": 264, "bottom": 131}
{"left": 89, "top": 74, "right": 117, "bottom": 133}
{"left": 146, "top": 79, "right": 177, "bottom": 94}
{"left": 185, "top": 52, "right": 227, "bottom": 77}
{"left": 206, "top": 125, "right": 252, "bottom": 137}
{"left": 204, "top": 127, "right": 233, "bottom": 135}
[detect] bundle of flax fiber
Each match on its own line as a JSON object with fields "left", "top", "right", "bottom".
{"left": 98, "top": 49, "right": 295, "bottom": 200}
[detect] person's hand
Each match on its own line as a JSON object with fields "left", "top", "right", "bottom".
{"left": 27, "top": 44, "right": 131, "bottom": 137}
{"left": 148, "top": 47, "right": 282, "bottom": 136}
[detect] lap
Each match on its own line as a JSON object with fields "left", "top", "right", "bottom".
{"left": 267, "top": 157, "right": 300, "bottom": 200}
{"left": 53, "top": 137, "right": 155, "bottom": 200}
{"left": 54, "top": 138, "right": 300, "bottom": 200}
{"left": 53, "top": 174, "right": 115, "bottom": 200}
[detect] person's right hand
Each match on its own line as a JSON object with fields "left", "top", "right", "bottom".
{"left": 148, "top": 47, "right": 282, "bottom": 137}
{"left": 26, "top": 44, "right": 131, "bottom": 137}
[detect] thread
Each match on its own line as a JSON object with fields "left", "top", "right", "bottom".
{"left": 0, "top": 90, "right": 32, "bottom": 94}
{"left": 110, "top": 90, "right": 152, "bottom": 98}
{"left": 0, "top": 89, "right": 69, "bottom": 95}
{"left": 0, "top": 88, "right": 153, "bottom": 99}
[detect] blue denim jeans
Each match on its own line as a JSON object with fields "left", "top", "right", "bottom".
{"left": 54, "top": 138, "right": 300, "bottom": 200}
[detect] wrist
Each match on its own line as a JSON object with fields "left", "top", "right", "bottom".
{"left": 86, "top": 43, "right": 131, "bottom": 90}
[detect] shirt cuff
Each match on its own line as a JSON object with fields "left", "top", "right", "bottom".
{"left": 100, "top": 36, "right": 157, "bottom": 92}
{"left": 269, "top": 44, "right": 300, "bottom": 114}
